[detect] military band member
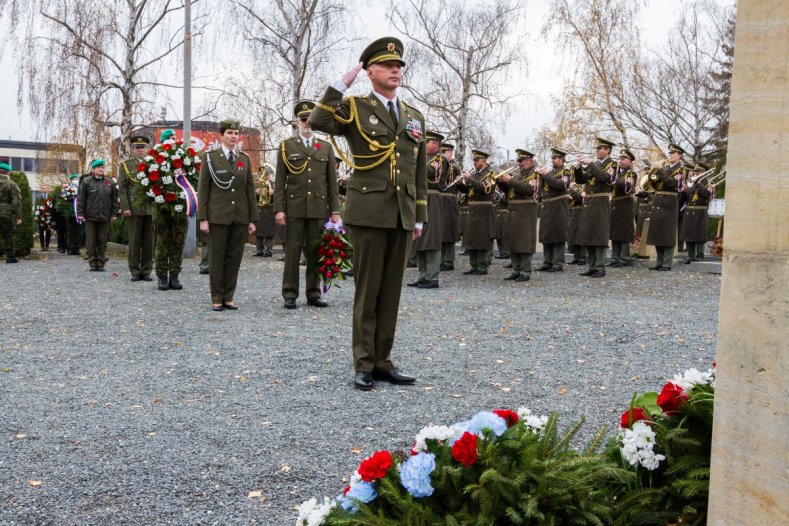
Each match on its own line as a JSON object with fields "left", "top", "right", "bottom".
{"left": 494, "top": 184, "right": 509, "bottom": 260}
{"left": 536, "top": 148, "right": 571, "bottom": 272}
{"left": 77, "top": 159, "right": 119, "bottom": 272}
{"left": 457, "top": 150, "right": 496, "bottom": 275}
{"left": 497, "top": 149, "right": 538, "bottom": 282}
{"left": 680, "top": 162, "right": 712, "bottom": 264}
{"left": 646, "top": 143, "right": 687, "bottom": 271}
{"left": 118, "top": 134, "right": 154, "bottom": 281}
{"left": 609, "top": 148, "right": 637, "bottom": 267}
{"left": 0, "top": 162, "right": 22, "bottom": 263}
{"left": 254, "top": 164, "right": 276, "bottom": 257}
{"left": 575, "top": 138, "right": 616, "bottom": 278}
{"left": 439, "top": 142, "right": 460, "bottom": 271}
{"left": 197, "top": 119, "right": 258, "bottom": 311}
{"left": 567, "top": 181, "right": 585, "bottom": 265}
{"left": 408, "top": 130, "right": 448, "bottom": 289}
{"left": 635, "top": 169, "right": 653, "bottom": 237}
{"left": 309, "top": 37, "right": 425, "bottom": 390}
{"left": 274, "top": 101, "right": 341, "bottom": 309}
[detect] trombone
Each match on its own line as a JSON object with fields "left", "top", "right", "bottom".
{"left": 708, "top": 169, "right": 727, "bottom": 188}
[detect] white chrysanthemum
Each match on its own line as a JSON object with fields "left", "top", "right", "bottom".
{"left": 174, "top": 204, "right": 184, "bottom": 212}
{"left": 294, "top": 496, "right": 336, "bottom": 526}
{"left": 516, "top": 407, "right": 532, "bottom": 419}
{"left": 174, "top": 168, "right": 185, "bottom": 177}
{"left": 184, "top": 157, "right": 192, "bottom": 166}
{"left": 149, "top": 163, "right": 159, "bottom": 171}
{"left": 413, "top": 425, "right": 457, "bottom": 452}
{"left": 146, "top": 190, "right": 155, "bottom": 197}
{"left": 140, "top": 178, "right": 149, "bottom": 186}
{"left": 638, "top": 449, "right": 665, "bottom": 471}
{"left": 161, "top": 162, "right": 170, "bottom": 172}
{"left": 162, "top": 176, "right": 174, "bottom": 185}
{"left": 179, "top": 191, "right": 186, "bottom": 199}
{"left": 172, "top": 153, "right": 181, "bottom": 160}
{"left": 523, "top": 415, "right": 548, "bottom": 433}
{"left": 673, "top": 368, "right": 713, "bottom": 390}
{"left": 296, "top": 498, "right": 317, "bottom": 525}
{"left": 154, "top": 195, "right": 165, "bottom": 204}
{"left": 144, "top": 155, "right": 153, "bottom": 161}
{"left": 620, "top": 422, "right": 664, "bottom": 470}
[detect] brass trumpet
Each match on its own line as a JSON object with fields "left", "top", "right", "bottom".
{"left": 648, "top": 158, "right": 670, "bottom": 181}
{"left": 483, "top": 164, "right": 520, "bottom": 192}
{"left": 686, "top": 167, "right": 716, "bottom": 189}
{"left": 257, "top": 163, "right": 275, "bottom": 205}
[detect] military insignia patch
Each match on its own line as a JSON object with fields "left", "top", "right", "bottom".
{"left": 369, "top": 115, "right": 379, "bottom": 125}
{"left": 302, "top": 104, "right": 308, "bottom": 110}
{"left": 405, "top": 118, "right": 422, "bottom": 139}
{"left": 370, "top": 99, "right": 378, "bottom": 107}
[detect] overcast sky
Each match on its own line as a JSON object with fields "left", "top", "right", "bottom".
{"left": 0, "top": 0, "right": 715, "bottom": 154}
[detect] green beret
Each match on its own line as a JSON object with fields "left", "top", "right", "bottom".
{"left": 595, "top": 137, "right": 616, "bottom": 149}
{"left": 515, "top": 149, "right": 535, "bottom": 160}
{"left": 360, "top": 37, "right": 405, "bottom": 69}
{"left": 425, "top": 130, "right": 445, "bottom": 142}
{"left": 0, "top": 162, "right": 11, "bottom": 172}
{"left": 160, "top": 129, "right": 175, "bottom": 142}
{"left": 619, "top": 149, "right": 635, "bottom": 161}
{"left": 550, "top": 148, "right": 568, "bottom": 158}
{"left": 471, "top": 149, "right": 490, "bottom": 160}
{"left": 69, "top": 173, "right": 79, "bottom": 180}
{"left": 219, "top": 119, "right": 241, "bottom": 133}
{"left": 294, "top": 101, "right": 316, "bottom": 118}
{"left": 440, "top": 142, "right": 455, "bottom": 151}
{"left": 90, "top": 159, "right": 105, "bottom": 169}
{"left": 130, "top": 135, "right": 150, "bottom": 145}
{"left": 668, "top": 143, "right": 685, "bottom": 155}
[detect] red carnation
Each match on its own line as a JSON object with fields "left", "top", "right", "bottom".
{"left": 151, "top": 185, "right": 163, "bottom": 196}
{"left": 313, "top": 142, "right": 321, "bottom": 150}
{"left": 137, "top": 162, "right": 147, "bottom": 172}
{"left": 162, "top": 143, "right": 172, "bottom": 151}
{"left": 236, "top": 161, "right": 244, "bottom": 169}
{"left": 358, "top": 450, "right": 392, "bottom": 482}
{"left": 493, "top": 409, "right": 519, "bottom": 427}
{"left": 177, "top": 140, "right": 184, "bottom": 146}
{"left": 187, "top": 147, "right": 196, "bottom": 156}
{"left": 657, "top": 382, "right": 687, "bottom": 416}
{"left": 339, "top": 251, "right": 347, "bottom": 259}
{"left": 164, "top": 192, "right": 177, "bottom": 203}
{"left": 172, "top": 159, "right": 184, "bottom": 169}
{"left": 155, "top": 154, "right": 166, "bottom": 164}
{"left": 148, "top": 149, "right": 157, "bottom": 156}
{"left": 326, "top": 272, "right": 333, "bottom": 278}
{"left": 620, "top": 407, "right": 649, "bottom": 429}
{"left": 148, "top": 171, "right": 160, "bottom": 182}
{"left": 451, "top": 431, "right": 478, "bottom": 467}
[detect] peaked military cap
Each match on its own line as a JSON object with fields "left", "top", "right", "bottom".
{"left": 619, "top": 148, "right": 635, "bottom": 161}
{"left": 160, "top": 129, "right": 176, "bottom": 142}
{"left": 595, "top": 137, "right": 616, "bottom": 149}
{"left": 294, "top": 100, "right": 316, "bottom": 118}
{"left": 425, "top": 130, "right": 445, "bottom": 142}
{"left": 550, "top": 148, "right": 568, "bottom": 158}
{"left": 130, "top": 135, "right": 150, "bottom": 145}
{"left": 440, "top": 142, "right": 455, "bottom": 151}
{"left": 471, "top": 149, "right": 490, "bottom": 160}
{"left": 0, "top": 162, "right": 11, "bottom": 172}
{"left": 219, "top": 119, "right": 241, "bottom": 134}
{"left": 360, "top": 37, "right": 405, "bottom": 69}
{"left": 692, "top": 162, "right": 709, "bottom": 172}
{"left": 668, "top": 143, "right": 685, "bottom": 155}
{"left": 90, "top": 159, "right": 105, "bottom": 169}
{"left": 515, "top": 149, "right": 535, "bottom": 160}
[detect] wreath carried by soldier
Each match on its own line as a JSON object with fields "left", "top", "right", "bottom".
{"left": 55, "top": 177, "right": 80, "bottom": 220}
{"left": 34, "top": 196, "right": 55, "bottom": 229}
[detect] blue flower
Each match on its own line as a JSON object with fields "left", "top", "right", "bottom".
{"left": 400, "top": 452, "right": 436, "bottom": 498}
{"left": 338, "top": 481, "right": 377, "bottom": 513}
{"left": 467, "top": 411, "right": 508, "bottom": 437}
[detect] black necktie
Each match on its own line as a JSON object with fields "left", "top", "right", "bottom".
{"left": 228, "top": 150, "right": 235, "bottom": 163}
{"left": 387, "top": 100, "right": 398, "bottom": 127}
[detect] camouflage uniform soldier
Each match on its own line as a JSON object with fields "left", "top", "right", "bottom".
{"left": 155, "top": 129, "right": 189, "bottom": 290}
{"left": 0, "top": 163, "right": 22, "bottom": 263}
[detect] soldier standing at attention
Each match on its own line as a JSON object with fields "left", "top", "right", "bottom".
{"left": 497, "top": 149, "right": 538, "bottom": 282}
{"left": 566, "top": 180, "right": 585, "bottom": 266}
{"left": 118, "top": 135, "right": 154, "bottom": 281}
{"left": 77, "top": 159, "right": 119, "bottom": 272}
{"left": 680, "top": 162, "right": 712, "bottom": 264}
{"left": 456, "top": 150, "right": 496, "bottom": 275}
{"left": 198, "top": 119, "right": 258, "bottom": 311}
{"left": 646, "top": 144, "right": 687, "bottom": 271}
{"left": 309, "top": 37, "right": 425, "bottom": 390}
{"left": 0, "top": 163, "right": 21, "bottom": 263}
{"left": 441, "top": 142, "right": 463, "bottom": 267}
{"left": 254, "top": 164, "right": 276, "bottom": 257}
{"left": 154, "top": 129, "right": 188, "bottom": 290}
{"left": 274, "top": 100, "right": 341, "bottom": 309}
{"left": 575, "top": 138, "right": 616, "bottom": 278}
{"left": 608, "top": 149, "right": 637, "bottom": 267}
{"left": 536, "top": 148, "right": 571, "bottom": 272}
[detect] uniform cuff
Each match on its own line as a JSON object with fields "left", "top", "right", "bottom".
{"left": 415, "top": 222, "right": 424, "bottom": 230}
{"left": 331, "top": 79, "right": 348, "bottom": 93}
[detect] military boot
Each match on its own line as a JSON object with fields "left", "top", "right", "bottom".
{"left": 158, "top": 275, "right": 170, "bottom": 290}
{"left": 169, "top": 273, "right": 183, "bottom": 290}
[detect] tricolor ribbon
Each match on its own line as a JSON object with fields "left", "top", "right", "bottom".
{"left": 175, "top": 174, "right": 198, "bottom": 217}
{"left": 72, "top": 198, "right": 82, "bottom": 224}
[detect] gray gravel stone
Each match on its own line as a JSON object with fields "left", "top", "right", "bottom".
{"left": 0, "top": 247, "right": 718, "bottom": 525}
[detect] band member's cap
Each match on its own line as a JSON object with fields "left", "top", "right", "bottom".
{"left": 515, "top": 149, "right": 535, "bottom": 159}
{"left": 550, "top": 148, "right": 568, "bottom": 158}
{"left": 668, "top": 143, "right": 685, "bottom": 155}
{"left": 425, "top": 130, "right": 444, "bottom": 142}
{"left": 360, "top": 37, "right": 405, "bottom": 69}
{"left": 219, "top": 119, "right": 241, "bottom": 134}
{"left": 90, "top": 159, "right": 105, "bottom": 169}
{"left": 294, "top": 101, "right": 316, "bottom": 118}
{"left": 595, "top": 137, "right": 616, "bottom": 149}
{"left": 130, "top": 135, "right": 150, "bottom": 146}
{"left": 619, "top": 149, "right": 635, "bottom": 161}
{"left": 440, "top": 142, "right": 455, "bottom": 151}
{"left": 471, "top": 149, "right": 490, "bottom": 160}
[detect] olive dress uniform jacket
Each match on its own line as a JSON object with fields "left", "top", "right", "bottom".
{"left": 538, "top": 167, "right": 570, "bottom": 244}
{"left": 499, "top": 167, "right": 538, "bottom": 254}
{"left": 273, "top": 136, "right": 340, "bottom": 219}
{"left": 457, "top": 165, "right": 496, "bottom": 250}
{"left": 118, "top": 158, "right": 151, "bottom": 216}
{"left": 646, "top": 163, "right": 684, "bottom": 247}
{"left": 575, "top": 158, "right": 614, "bottom": 247}
{"left": 308, "top": 87, "right": 428, "bottom": 230}
{"left": 610, "top": 166, "right": 636, "bottom": 243}
{"left": 413, "top": 153, "right": 449, "bottom": 251}
{"left": 680, "top": 181, "right": 712, "bottom": 243}
{"left": 197, "top": 149, "right": 258, "bottom": 225}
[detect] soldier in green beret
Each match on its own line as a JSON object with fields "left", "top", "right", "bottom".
{"left": 609, "top": 149, "right": 637, "bottom": 267}
{"left": 118, "top": 135, "right": 154, "bottom": 281}
{"left": 198, "top": 118, "right": 258, "bottom": 311}
{"left": 456, "top": 150, "right": 496, "bottom": 275}
{"left": 77, "top": 159, "right": 119, "bottom": 271}
{"left": 309, "top": 36, "right": 425, "bottom": 390}
{"left": 0, "top": 162, "right": 22, "bottom": 263}
{"left": 274, "top": 101, "right": 341, "bottom": 309}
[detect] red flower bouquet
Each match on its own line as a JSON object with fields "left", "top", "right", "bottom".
{"left": 451, "top": 431, "right": 478, "bottom": 467}
{"left": 136, "top": 133, "right": 200, "bottom": 216}
{"left": 358, "top": 450, "right": 392, "bottom": 482}
{"left": 317, "top": 219, "right": 353, "bottom": 293}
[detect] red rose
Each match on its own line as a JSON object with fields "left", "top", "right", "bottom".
{"left": 325, "top": 272, "right": 333, "bottom": 278}
{"left": 137, "top": 162, "right": 147, "bottom": 172}
{"left": 451, "top": 431, "right": 478, "bottom": 467}
{"left": 172, "top": 159, "right": 184, "bottom": 169}
{"left": 162, "top": 143, "right": 172, "bottom": 151}
{"left": 493, "top": 409, "right": 519, "bottom": 427}
{"left": 155, "top": 154, "right": 166, "bottom": 164}
{"left": 332, "top": 265, "right": 339, "bottom": 273}
{"left": 148, "top": 149, "right": 157, "bottom": 156}
{"left": 187, "top": 147, "right": 196, "bottom": 156}
{"left": 358, "top": 450, "right": 392, "bottom": 482}
{"left": 620, "top": 407, "right": 649, "bottom": 428}
{"left": 657, "top": 382, "right": 687, "bottom": 415}
{"left": 339, "top": 251, "right": 347, "bottom": 259}
{"left": 164, "top": 192, "right": 177, "bottom": 203}
{"left": 151, "top": 185, "right": 163, "bottom": 196}
{"left": 149, "top": 171, "right": 160, "bottom": 182}
{"left": 177, "top": 140, "right": 184, "bottom": 146}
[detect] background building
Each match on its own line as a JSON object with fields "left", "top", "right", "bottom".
{"left": 0, "top": 140, "right": 84, "bottom": 194}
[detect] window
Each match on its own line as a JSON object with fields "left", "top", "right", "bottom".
{"left": 11, "top": 157, "right": 22, "bottom": 171}
{"left": 23, "top": 158, "right": 35, "bottom": 172}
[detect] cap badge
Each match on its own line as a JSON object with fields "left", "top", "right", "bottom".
{"left": 387, "top": 42, "right": 395, "bottom": 52}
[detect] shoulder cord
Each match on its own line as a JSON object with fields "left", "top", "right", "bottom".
{"left": 206, "top": 152, "right": 234, "bottom": 190}
{"left": 280, "top": 142, "right": 309, "bottom": 174}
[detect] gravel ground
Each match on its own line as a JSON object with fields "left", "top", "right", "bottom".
{"left": 0, "top": 246, "right": 719, "bottom": 525}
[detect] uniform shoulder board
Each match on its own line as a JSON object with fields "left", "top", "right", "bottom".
{"left": 401, "top": 100, "right": 423, "bottom": 117}
{"left": 238, "top": 151, "right": 250, "bottom": 159}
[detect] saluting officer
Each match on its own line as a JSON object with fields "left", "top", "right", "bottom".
{"left": 197, "top": 119, "right": 258, "bottom": 311}
{"left": 536, "top": 148, "right": 571, "bottom": 272}
{"left": 0, "top": 162, "right": 22, "bottom": 263}
{"left": 609, "top": 149, "right": 637, "bottom": 267}
{"left": 118, "top": 135, "right": 154, "bottom": 281}
{"left": 497, "top": 149, "right": 538, "bottom": 282}
{"left": 309, "top": 37, "right": 426, "bottom": 390}
{"left": 274, "top": 100, "right": 341, "bottom": 309}
{"left": 457, "top": 150, "right": 496, "bottom": 275}
{"left": 439, "top": 142, "right": 460, "bottom": 271}
{"left": 680, "top": 162, "right": 712, "bottom": 264}
{"left": 646, "top": 143, "right": 687, "bottom": 271}
{"left": 575, "top": 138, "right": 616, "bottom": 278}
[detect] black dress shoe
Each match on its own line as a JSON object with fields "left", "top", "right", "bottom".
{"left": 169, "top": 273, "right": 183, "bottom": 290}
{"left": 649, "top": 266, "right": 662, "bottom": 271}
{"left": 503, "top": 263, "right": 513, "bottom": 268}
{"left": 658, "top": 267, "right": 671, "bottom": 271}
{"left": 503, "top": 273, "right": 519, "bottom": 281}
{"left": 307, "top": 297, "right": 328, "bottom": 308}
{"left": 252, "top": 252, "right": 264, "bottom": 257}
{"left": 158, "top": 276, "right": 170, "bottom": 290}
{"left": 416, "top": 280, "right": 439, "bottom": 289}
{"left": 439, "top": 263, "right": 454, "bottom": 271}
{"left": 223, "top": 302, "right": 239, "bottom": 310}
{"left": 277, "top": 256, "right": 285, "bottom": 261}
{"left": 579, "top": 269, "right": 595, "bottom": 276}
{"left": 589, "top": 270, "right": 605, "bottom": 278}
{"left": 212, "top": 305, "right": 225, "bottom": 312}
{"left": 283, "top": 298, "right": 297, "bottom": 309}
{"left": 406, "top": 261, "right": 417, "bottom": 268}
{"left": 567, "top": 259, "right": 580, "bottom": 265}
{"left": 683, "top": 259, "right": 693, "bottom": 264}
{"left": 407, "top": 278, "right": 425, "bottom": 287}
{"left": 515, "top": 274, "right": 531, "bottom": 282}
{"left": 130, "top": 275, "right": 141, "bottom": 281}
{"left": 199, "top": 269, "right": 209, "bottom": 275}
{"left": 536, "top": 265, "right": 551, "bottom": 272}
{"left": 89, "top": 265, "right": 98, "bottom": 271}
{"left": 95, "top": 267, "right": 105, "bottom": 272}
{"left": 354, "top": 372, "right": 375, "bottom": 391}
{"left": 495, "top": 253, "right": 509, "bottom": 260}
{"left": 141, "top": 275, "right": 153, "bottom": 281}
{"left": 462, "top": 269, "right": 476, "bottom": 275}
{"left": 6, "top": 257, "right": 18, "bottom": 264}
{"left": 605, "top": 261, "right": 618, "bottom": 267}
{"left": 472, "top": 269, "right": 488, "bottom": 275}
{"left": 373, "top": 369, "right": 416, "bottom": 385}
{"left": 262, "top": 253, "right": 273, "bottom": 258}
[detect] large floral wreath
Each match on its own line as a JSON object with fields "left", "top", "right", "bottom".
{"left": 135, "top": 135, "right": 200, "bottom": 216}
{"left": 34, "top": 196, "right": 55, "bottom": 229}
{"left": 56, "top": 181, "right": 80, "bottom": 220}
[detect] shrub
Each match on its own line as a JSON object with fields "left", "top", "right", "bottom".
{"left": 10, "top": 171, "right": 34, "bottom": 256}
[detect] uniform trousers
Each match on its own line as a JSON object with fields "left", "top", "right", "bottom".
{"left": 38, "top": 227, "right": 51, "bottom": 250}
{"left": 685, "top": 242, "right": 705, "bottom": 261}
{"left": 441, "top": 242, "right": 455, "bottom": 265}
{"left": 155, "top": 213, "right": 187, "bottom": 277}
{"left": 282, "top": 217, "right": 322, "bottom": 300}
{"left": 349, "top": 223, "right": 411, "bottom": 374}
{"left": 0, "top": 216, "right": 15, "bottom": 257}
{"left": 610, "top": 241, "right": 630, "bottom": 264}
{"left": 510, "top": 253, "right": 533, "bottom": 275}
{"left": 655, "top": 246, "right": 674, "bottom": 268}
{"left": 208, "top": 223, "right": 247, "bottom": 304}
{"left": 256, "top": 236, "right": 273, "bottom": 255}
{"left": 199, "top": 231, "right": 210, "bottom": 273}
{"left": 85, "top": 221, "right": 110, "bottom": 268}
{"left": 584, "top": 246, "right": 607, "bottom": 272}
{"left": 543, "top": 242, "right": 565, "bottom": 269}
{"left": 126, "top": 215, "right": 154, "bottom": 277}
{"left": 416, "top": 249, "right": 440, "bottom": 282}
{"left": 469, "top": 249, "right": 490, "bottom": 271}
